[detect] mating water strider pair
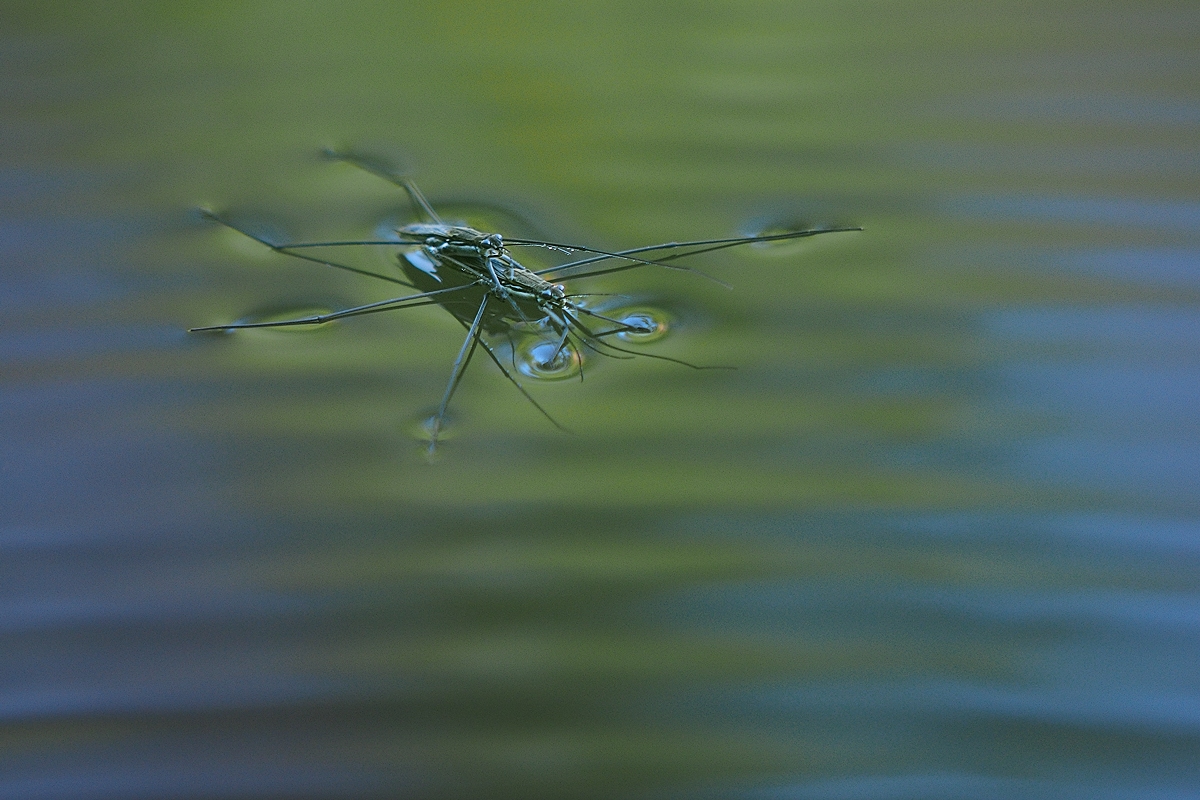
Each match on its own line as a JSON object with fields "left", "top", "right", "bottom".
{"left": 191, "top": 151, "right": 860, "bottom": 453}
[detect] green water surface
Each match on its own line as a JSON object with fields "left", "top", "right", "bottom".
{"left": 2, "top": 2, "right": 1198, "bottom": 798}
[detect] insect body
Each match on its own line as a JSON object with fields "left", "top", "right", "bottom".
{"left": 397, "top": 221, "right": 571, "bottom": 331}
{"left": 191, "top": 152, "right": 860, "bottom": 453}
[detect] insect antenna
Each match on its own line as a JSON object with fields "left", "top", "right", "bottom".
{"left": 322, "top": 148, "right": 444, "bottom": 224}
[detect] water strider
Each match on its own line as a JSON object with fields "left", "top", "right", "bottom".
{"left": 191, "top": 152, "right": 861, "bottom": 452}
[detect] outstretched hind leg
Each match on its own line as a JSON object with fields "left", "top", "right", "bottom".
{"left": 199, "top": 209, "right": 417, "bottom": 288}
{"left": 322, "top": 148, "right": 444, "bottom": 224}
{"left": 189, "top": 282, "right": 482, "bottom": 332}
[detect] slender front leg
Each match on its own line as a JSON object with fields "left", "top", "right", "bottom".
{"left": 485, "top": 257, "right": 510, "bottom": 297}
{"left": 486, "top": 256, "right": 537, "bottom": 326}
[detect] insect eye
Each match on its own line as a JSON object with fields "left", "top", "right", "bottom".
{"left": 482, "top": 234, "right": 503, "bottom": 249}
{"left": 424, "top": 236, "right": 442, "bottom": 246}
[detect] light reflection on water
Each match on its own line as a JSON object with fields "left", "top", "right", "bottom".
{"left": 2, "top": 1, "right": 1200, "bottom": 798}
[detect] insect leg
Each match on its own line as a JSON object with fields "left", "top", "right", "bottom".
{"left": 434, "top": 251, "right": 531, "bottom": 326}
{"left": 550, "top": 324, "right": 572, "bottom": 362}
{"left": 427, "top": 295, "right": 489, "bottom": 453}
{"left": 188, "top": 282, "right": 481, "bottom": 332}
{"left": 527, "top": 318, "right": 580, "bottom": 383}
{"left": 199, "top": 209, "right": 417, "bottom": 287}
{"left": 508, "top": 240, "right": 730, "bottom": 288}
{"left": 504, "top": 329, "right": 520, "bottom": 370}
{"left": 322, "top": 149, "right": 444, "bottom": 224}
{"left": 538, "top": 227, "right": 862, "bottom": 282}
{"left": 536, "top": 308, "right": 579, "bottom": 375}
{"left": 471, "top": 330, "right": 571, "bottom": 432}
{"left": 485, "top": 257, "right": 510, "bottom": 297}
{"left": 481, "top": 254, "right": 537, "bottom": 326}
{"left": 443, "top": 308, "right": 571, "bottom": 430}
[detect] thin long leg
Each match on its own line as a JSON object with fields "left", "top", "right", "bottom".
{"left": 446, "top": 314, "right": 570, "bottom": 431}
{"left": 262, "top": 226, "right": 858, "bottom": 287}
{"left": 200, "top": 209, "right": 417, "bottom": 287}
{"left": 472, "top": 332, "right": 570, "bottom": 432}
{"left": 534, "top": 227, "right": 863, "bottom": 281}
{"left": 428, "top": 295, "right": 490, "bottom": 453}
{"left": 527, "top": 228, "right": 856, "bottom": 270}
{"left": 502, "top": 238, "right": 731, "bottom": 288}
{"left": 533, "top": 323, "right": 581, "bottom": 383}
{"left": 549, "top": 324, "right": 572, "bottom": 362}
{"left": 323, "top": 149, "right": 444, "bottom": 224}
{"left": 188, "top": 282, "right": 481, "bottom": 332}
{"left": 268, "top": 224, "right": 861, "bottom": 266}
{"left": 270, "top": 239, "right": 426, "bottom": 249}
{"left": 504, "top": 329, "right": 519, "bottom": 371}
{"left": 485, "top": 257, "right": 514, "bottom": 301}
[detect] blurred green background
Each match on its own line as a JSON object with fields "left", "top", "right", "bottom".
{"left": 2, "top": 2, "right": 1198, "bottom": 798}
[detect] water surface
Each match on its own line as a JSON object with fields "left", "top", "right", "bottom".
{"left": 2, "top": 2, "right": 1198, "bottom": 798}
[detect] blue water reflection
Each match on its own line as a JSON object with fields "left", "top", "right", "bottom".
{"left": 945, "top": 195, "right": 1200, "bottom": 231}
{"left": 1061, "top": 248, "right": 1200, "bottom": 287}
